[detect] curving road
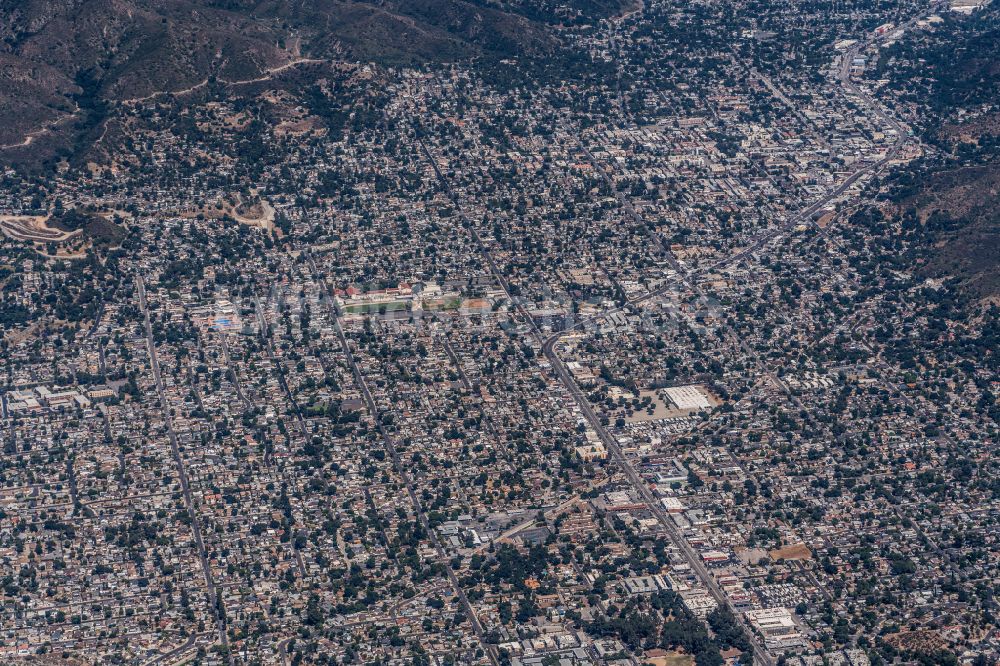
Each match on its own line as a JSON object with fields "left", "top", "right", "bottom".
{"left": 414, "top": 3, "right": 940, "bottom": 652}
{"left": 143, "top": 632, "right": 198, "bottom": 666}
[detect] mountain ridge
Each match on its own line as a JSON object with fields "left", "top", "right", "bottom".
{"left": 0, "top": 0, "right": 628, "bottom": 162}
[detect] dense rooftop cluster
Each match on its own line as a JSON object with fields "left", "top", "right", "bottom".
{"left": 0, "top": 0, "right": 996, "bottom": 665}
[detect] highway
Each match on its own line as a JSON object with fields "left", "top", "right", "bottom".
{"left": 413, "top": 4, "right": 939, "bottom": 649}
{"left": 539, "top": 0, "right": 941, "bottom": 353}
{"left": 416, "top": 135, "right": 777, "bottom": 664}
